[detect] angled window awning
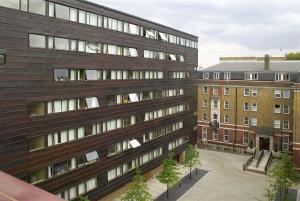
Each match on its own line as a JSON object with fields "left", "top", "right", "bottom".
{"left": 86, "top": 151, "right": 99, "bottom": 162}
{"left": 159, "top": 32, "right": 168, "bottom": 41}
{"left": 129, "top": 93, "right": 139, "bottom": 102}
{"left": 169, "top": 54, "right": 176, "bottom": 61}
{"left": 129, "top": 139, "right": 141, "bottom": 148}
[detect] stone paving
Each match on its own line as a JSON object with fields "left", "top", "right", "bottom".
{"left": 101, "top": 149, "right": 300, "bottom": 201}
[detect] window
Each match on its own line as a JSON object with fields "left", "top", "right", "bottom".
{"left": 274, "top": 120, "right": 281, "bottom": 129}
{"left": 244, "top": 102, "right": 249, "bottom": 111}
{"left": 224, "top": 101, "right": 229, "bottom": 109}
{"left": 85, "top": 97, "right": 99, "bottom": 109}
{"left": 28, "top": 102, "right": 45, "bottom": 117}
{"left": 275, "top": 73, "right": 290, "bottom": 81}
{"left": 79, "top": 10, "right": 86, "bottom": 24}
{"left": 244, "top": 88, "right": 250, "bottom": 96}
{"left": 282, "top": 136, "right": 289, "bottom": 151}
{"left": 283, "top": 105, "right": 290, "bottom": 114}
{"left": 251, "top": 103, "right": 257, "bottom": 111}
{"left": 29, "top": 34, "right": 45, "bottom": 48}
{"left": 0, "top": 54, "right": 5, "bottom": 65}
{"left": 85, "top": 70, "right": 98, "bottom": 80}
{"left": 252, "top": 88, "right": 258, "bottom": 97}
{"left": 223, "top": 129, "right": 229, "bottom": 142}
{"left": 213, "top": 114, "right": 218, "bottom": 121}
{"left": 213, "top": 87, "right": 218, "bottom": 95}
{"left": 274, "top": 104, "right": 281, "bottom": 113}
{"left": 203, "top": 100, "right": 208, "bottom": 107}
{"left": 224, "top": 72, "right": 231, "bottom": 80}
{"left": 245, "top": 73, "right": 258, "bottom": 80}
{"left": 28, "top": 0, "right": 45, "bottom": 15}
{"left": 55, "top": 4, "right": 70, "bottom": 20}
{"left": 224, "top": 87, "right": 230, "bottom": 95}
{"left": 54, "top": 69, "right": 69, "bottom": 81}
{"left": 283, "top": 90, "right": 290, "bottom": 99}
{"left": 213, "top": 72, "right": 220, "bottom": 79}
{"left": 87, "top": 12, "right": 98, "bottom": 26}
{"left": 0, "top": 0, "right": 20, "bottom": 10}
{"left": 203, "top": 72, "right": 209, "bottom": 79}
{"left": 283, "top": 120, "right": 289, "bottom": 129}
{"left": 203, "top": 87, "right": 208, "bottom": 94}
{"left": 29, "top": 169, "right": 45, "bottom": 184}
{"left": 275, "top": 89, "right": 281, "bottom": 98}
{"left": 213, "top": 129, "right": 218, "bottom": 140}
{"left": 202, "top": 127, "right": 207, "bottom": 139}
{"left": 55, "top": 37, "right": 70, "bottom": 51}
{"left": 243, "top": 132, "right": 249, "bottom": 145}
{"left": 202, "top": 113, "right": 208, "bottom": 121}
{"left": 224, "top": 115, "right": 229, "bottom": 123}
{"left": 213, "top": 100, "right": 218, "bottom": 108}
{"left": 251, "top": 117, "right": 257, "bottom": 127}
{"left": 70, "top": 8, "right": 77, "bottom": 22}
{"left": 244, "top": 117, "right": 249, "bottom": 125}
{"left": 28, "top": 136, "right": 44, "bottom": 151}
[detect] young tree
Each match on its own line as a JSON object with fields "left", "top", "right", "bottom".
{"left": 156, "top": 153, "right": 180, "bottom": 199}
{"left": 265, "top": 153, "right": 298, "bottom": 201}
{"left": 121, "top": 169, "right": 152, "bottom": 201}
{"left": 183, "top": 144, "right": 200, "bottom": 179}
{"left": 79, "top": 196, "right": 90, "bottom": 201}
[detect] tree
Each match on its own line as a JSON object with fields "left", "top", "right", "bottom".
{"left": 121, "top": 169, "right": 152, "bottom": 201}
{"left": 183, "top": 144, "right": 200, "bottom": 179}
{"left": 79, "top": 196, "right": 90, "bottom": 201}
{"left": 265, "top": 153, "right": 298, "bottom": 201}
{"left": 285, "top": 52, "right": 300, "bottom": 60}
{"left": 156, "top": 153, "right": 180, "bottom": 199}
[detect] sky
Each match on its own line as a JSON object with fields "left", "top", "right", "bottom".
{"left": 88, "top": 0, "right": 300, "bottom": 67}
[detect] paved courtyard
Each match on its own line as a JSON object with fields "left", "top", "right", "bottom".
{"left": 178, "top": 149, "right": 270, "bottom": 201}
{"left": 102, "top": 149, "right": 299, "bottom": 201}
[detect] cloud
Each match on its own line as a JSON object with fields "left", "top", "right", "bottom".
{"left": 88, "top": 0, "right": 300, "bottom": 67}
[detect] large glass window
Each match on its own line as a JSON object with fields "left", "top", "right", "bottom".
{"left": 29, "top": 34, "right": 46, "bottom": 48}
{"left": 54, "top": 69, "right": 69, "bottom": 81}
{"left": 29, "top": 136, "right": 44, "bottom": 151}
{"left": 55, "top": 37, "right": 70, "bottom": 50}
{"left": 55, "top": 4, "right": 69, "bottom": 20}
{"left": 0, "top": 54, "right": 5, "bottom": 65}
{"left": 29, "top": 0, "right": 45, "bottom": 15}
{"left": 28, "top": 102, "right": 45, "bottom": 117}
{"left": 29, "top": 169, "right": 45, "bottom": 184}
{"left": 0, "top": 0, "right": 19, "bottom": 10}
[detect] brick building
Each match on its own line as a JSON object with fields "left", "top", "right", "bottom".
{"left": 197, "top": 55, "right": 300, "bottom": 169}
{"left": 0, "top": 0, "right": 197, "bottom": 200}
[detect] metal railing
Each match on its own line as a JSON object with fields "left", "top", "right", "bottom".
{"left": 243, "top": 148, "right": 256, "bottom": 171}
{"left": 256, "top": 150, "right": 264, "bottom": 168}
{"left": 264, "top": 152, "right": 273, "bottom": 174}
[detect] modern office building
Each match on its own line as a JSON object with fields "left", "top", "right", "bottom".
{"left": 0, "top": 0, "right": 198, "bottom": 200}
{"left": 197, "top": 56, "right": 300, "bottom": 169}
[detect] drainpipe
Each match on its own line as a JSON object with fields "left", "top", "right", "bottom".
{"left": 234, "top": 87, "right": 237, "bottom": 151}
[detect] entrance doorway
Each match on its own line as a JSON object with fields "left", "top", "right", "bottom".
{"left": 259, "top": 137, "right": 270, "bottom": 150}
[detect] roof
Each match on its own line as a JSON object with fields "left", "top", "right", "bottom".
{"left": 202, "top": 61, "right": 300, "bottom": 72}
{"left": 0, "top": 171, "right": 64, "bottom": 201}
{"left": 80, "top": 0, "right": 198, "bottom": 39}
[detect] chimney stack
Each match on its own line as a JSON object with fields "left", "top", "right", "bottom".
{"left": 264, "top": 54, "right": 270, "bottom": 71}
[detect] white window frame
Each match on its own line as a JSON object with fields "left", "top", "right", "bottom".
{"left": 283, "top": 120, "right": 289, "bottom": 130}
{"left": 244, "top": 102, "right": 249, "bottom": 111}
{"left": 274, "top": 120, "right": 281, "bottom": 129}
{"left": 244, "top": 88, "right": 250, "bottom": 96}
{"left": 252, "top": 88, "right": 258, "bottom": 97}
{"left": 283, "top": 89, "right": 290, "bottom": 99}
{"left": 243, "top": 132, "right": 249, "bottom": 145}
{"left": 251, "top": 103, "right": 257, "bottom": 112}
{"left": 202, "top": 127, "right": 207, "bottom": 139}
{"left": 213, "top": 87, "right": 218, "bottom": 95}
{"left": 282, "top": 136, "right": 289, "bottom": 151}
{"left": 244, "top": 117, "right": 249, "bottom": 125}
{"left": 202, "top": 100, "right": 208, "bottom": 107}
{"left": 274, "top": 104, "right": 281, "bottom": 114}
{"left": 224, "top": 72, "right": 231, "bottom": 80}
{"left": 274, "top": 89, "right": 281, "bottom": 98}
{"left": 224, "top": 101, "right": 229, "bottom": 109}
{"left": 283, "top": 105, "right": 290, "bottom": 114}
{"left": 251, "top": 117, "right": 257, "bottom": 127}
{"left": 203, "top": 86, "right": 208, "bottom": 94}
{"left": 224, "top": 115, "right": 229, "bottom": 123}
{"left": 223, "top": 129, "right": 229, "bottom": 142}
{"left": 224, "top": 87, "right": 230, "bottom": 95}
{"left": 203, "top": 72, "right": 209, "bottom": 79}
{"left": 213, "top": 72, "right": 220, "bottom": 80}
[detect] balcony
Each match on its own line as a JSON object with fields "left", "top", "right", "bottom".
{"left": 210, "top": 121, "right": 220, "bottom": 128}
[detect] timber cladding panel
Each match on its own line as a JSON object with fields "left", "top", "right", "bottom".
{"left": 0, "top": 0, "right": 198, "bottom": 200}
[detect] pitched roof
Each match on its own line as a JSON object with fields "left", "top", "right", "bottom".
{"left": 202, "top": 61, "right": 300, "bottom": 72}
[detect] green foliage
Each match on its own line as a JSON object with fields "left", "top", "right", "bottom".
{"left": 79, "top": 196, "right": 90, "bottom": 201}
{"left": 121, "top": 169, "right": 152, "bottom": 201}
{"left": 156, "top": 153, "right": 180, "bottom": 198}
{"left": 285, "top": 52, "right": 300, "bottom": 60}
{"left": 265, "top": 153, "right": 298, "bottom": 201}
{"left": 183, "top": 145, "right": 200, "bottom": 179}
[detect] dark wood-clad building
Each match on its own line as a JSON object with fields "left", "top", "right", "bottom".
{"left": 0, "top": 0, "right": 198, "bottom": 200}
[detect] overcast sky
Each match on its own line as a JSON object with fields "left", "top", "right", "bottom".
{"left": 88, "top": 0, "right": 300, "bottom": 67}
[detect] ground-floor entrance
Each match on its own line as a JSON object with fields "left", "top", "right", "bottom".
{"left": 259, "top": 137, "right": 270, "bottom": 151}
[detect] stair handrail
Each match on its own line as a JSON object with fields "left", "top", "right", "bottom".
{"left": 264, "top": 151, "right": 273, "bottom": 174}
{"left": 243, "top": 148, "right": 256, "bottom": 171}
{"left": 256, "top": 150, "right": 264, "bottom": 168}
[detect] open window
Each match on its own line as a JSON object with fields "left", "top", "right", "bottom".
{"left": 158, "top": 32, "right": 168, "bottom": 41}
{"left": 168, "top": 54, "right": 177, "bottom": 61}
{"left": 54, "top": 69, "right": 69, "bottom": 81}
{"left": 29, "top": 169, "right": 45, "bottom": 184}
{"left": 85, "top": 97, "right": 99, "bottom": 109}
{"left": 86, "top": 151, "right": 99, "bottom": 163}
{"left": 129, "top": 48, "right": 138, "bottom": 57}
{"left": 129, "top": 139, "right": 141, "bottom": 148}
{"left": 129, "top": 93, "right": 139, "bottom": 102}
{"left": 28, "top": 136, "right": 45, "bottom": 151}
